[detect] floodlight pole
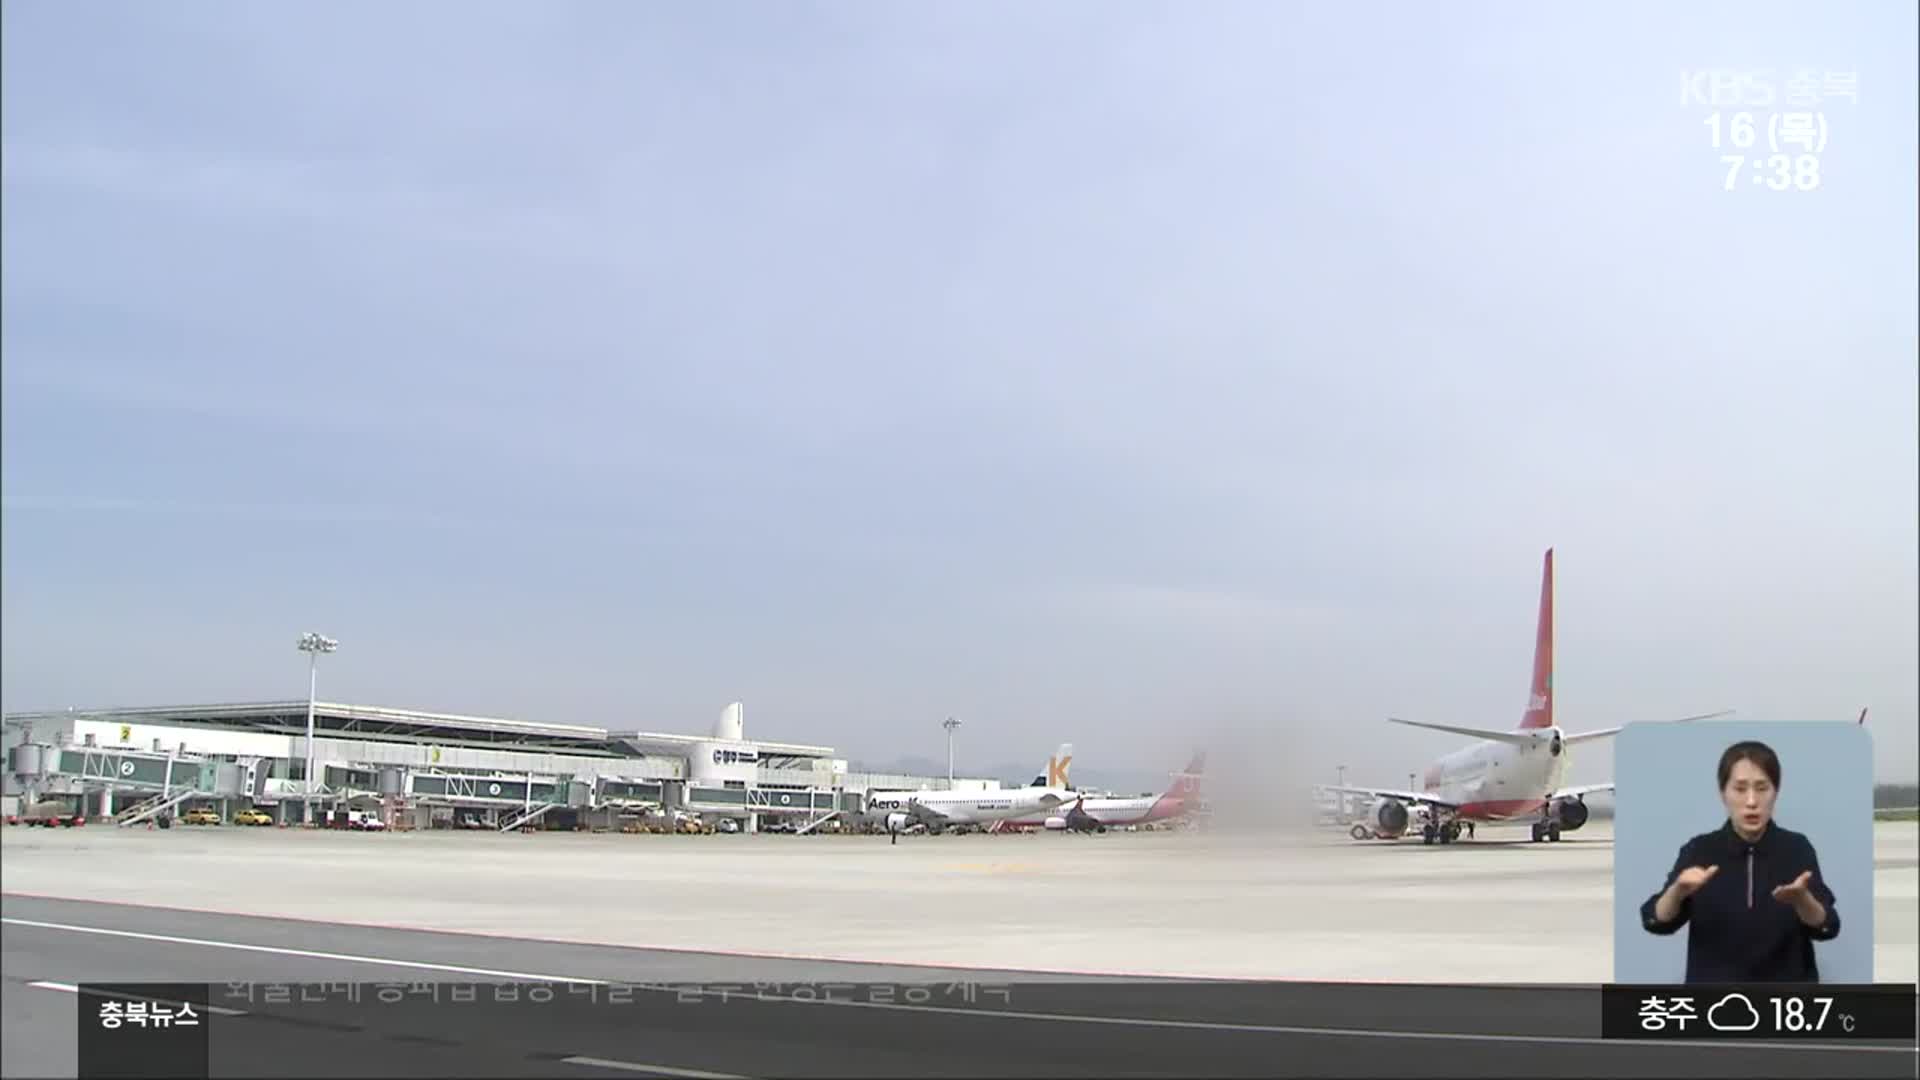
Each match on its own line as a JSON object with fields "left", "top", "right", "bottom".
{"left": 943, "top": 717, "right": 961, "bottom": 788}
{"left": 297, "top": 632, "right": 338, "bottom": 824}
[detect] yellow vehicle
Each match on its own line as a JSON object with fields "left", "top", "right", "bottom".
{"left": 181, "top": 808, "right": 220, "bottom": 826}
{"left": 233, "top": 809, "right": 273, "bottom": 826}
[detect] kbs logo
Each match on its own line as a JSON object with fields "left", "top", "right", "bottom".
{"left": 1680, "top": 70, "right": 1776, "bottom": 107}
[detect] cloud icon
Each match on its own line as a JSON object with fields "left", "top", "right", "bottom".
{"left": 1708, "top": 992, "right": 1761, "bottom": 1032}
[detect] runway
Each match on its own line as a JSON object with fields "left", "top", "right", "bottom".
{"left": 5, "top": 895, "right": 1915, "bottom": 1078}
{"left": 2, "top": 820, "right": 1914, "bottom": 983}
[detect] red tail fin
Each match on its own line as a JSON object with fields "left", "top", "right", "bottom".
{"left": 1520, "top": 548, "right": 1554, "bottom": 729}
{"left": 1167, "top": 752, "right": 1206, "bottom": 799}
{"left": 1149, "top": 752, "right": 1206, "bottom": 820}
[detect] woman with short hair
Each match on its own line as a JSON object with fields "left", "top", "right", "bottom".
{"left": 1640, "top": 740, "right": 1841, "bottom": 982}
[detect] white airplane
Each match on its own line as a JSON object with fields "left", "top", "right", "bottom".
{"left": 1321, "top": 548, "right": 1732, "bottom": 845}
{"left": 863, "top": 743, "right": 1076, "bottom": 834}
{"left": 989, "top": 752, "right": 1207, "bottom": 833}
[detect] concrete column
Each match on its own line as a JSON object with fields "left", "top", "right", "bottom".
{"left": 101, "top": 787, "right": 114, "bottom": 818}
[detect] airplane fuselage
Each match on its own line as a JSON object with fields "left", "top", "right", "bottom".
{"left": 863, "top": 788, "right": 1071, "bottom": 827}
{"left": 1421, "top": 725, "right": 1569, "bottom": 822}
{"left": 999, "top": 792, "right": 1189, "bottom": 830}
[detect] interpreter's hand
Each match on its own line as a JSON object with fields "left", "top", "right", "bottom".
{"left": 1673, "top": 865, "right": 1720, "bottom": 897}
{"left": 1772, "top": 870, "right": 1815, "bottom": 906}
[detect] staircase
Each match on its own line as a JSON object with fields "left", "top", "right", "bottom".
{"left": 498, "top": 804, "right": 553, "bottom": 832}
{"left": 117, "top": 790, "right": 195, "bottom": 828}
{"left": 796, "top": 810, "right": 842, "bottom": 836}
{"left": 113, "top": 791, "right": 174, "bottom": 824}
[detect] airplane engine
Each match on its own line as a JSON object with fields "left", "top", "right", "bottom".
{"left": 885, "top": 812, "right": 910, "bottom": 832}
{"left": 1043, "top": 816, "right": 1069, "bottom": 830}
{"left": 1373, "top": 799, "right": 1409, "bottom": 836}
{"left": 1549, "top": 796, "right": 1588, "bottom": 831}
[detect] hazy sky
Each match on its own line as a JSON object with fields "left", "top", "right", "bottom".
{"left": 5, "top": 3, "right": 1916, "bottom": 785}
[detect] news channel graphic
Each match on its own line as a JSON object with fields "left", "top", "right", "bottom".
{"left": 1613, "top": 720, "right": 1874, "bottom": 984}
{"left": 1600, "top": 984, "right": 1917, "bottom": 1042}
{"left": 1679, "top": 68, "right": 1860, "bottom": 192}
{"left": 78, "top": 984, "right": 209, "bottom": 1080}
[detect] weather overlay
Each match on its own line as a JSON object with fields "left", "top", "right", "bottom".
{"left": 1601, "top": 984, "right": 1917, "bottom": 1042}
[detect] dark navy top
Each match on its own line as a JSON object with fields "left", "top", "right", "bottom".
{"left": 1640, "top": 819, "right": 1840, "bottom": 983}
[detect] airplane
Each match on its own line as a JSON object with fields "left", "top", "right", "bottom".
{"left": 988, "top": 752, "right": 1207, "bottom": 833}
{"left": 862, "top": 743, "right": 1076, "bottom": 835}
{"left": 1319, "top": 548, "right": 1733, "bottom": 845}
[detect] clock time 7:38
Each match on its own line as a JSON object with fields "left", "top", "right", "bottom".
{"left": 1721, "top": 154, "right": 1821, "bottom": 191}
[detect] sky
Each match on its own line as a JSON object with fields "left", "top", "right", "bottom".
{"left": 4, "top": 2, "right": 1916, "bottom": 786}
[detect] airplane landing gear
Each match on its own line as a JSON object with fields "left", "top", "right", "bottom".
{"left": 1530, "top": 821, "right": 1563, "bottom": 843}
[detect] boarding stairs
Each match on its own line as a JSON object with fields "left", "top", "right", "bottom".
{"left": 796, "top": 810, "right": 842, "bottom": 835}
{"left": 116, "top": 790, "right": 196, "bottom": 828}
{"left": 113, "top": 790, "right": 175, "bottom": 824}
{"left": 499, "top": 804, "right": 553, "bottom": 832}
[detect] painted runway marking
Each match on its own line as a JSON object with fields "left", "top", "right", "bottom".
{"left": 8, "top": 917, "right": 1913, "bottom": 1055}
{"left": 27, "top": 980, "right": 249, "bottom": 1015}
{"left": 561, "top": 1055, "right": 750, "bottom": 1079}
{"left": 3, "top": 890, "right": 1209, "bottom": 982}
{"left": 2, "top": 918, "right": 607, "bottom": 985}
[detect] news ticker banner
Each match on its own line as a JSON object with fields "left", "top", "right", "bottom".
{"left": 77, "top": 980, "right": 1918, "bottom": 1077}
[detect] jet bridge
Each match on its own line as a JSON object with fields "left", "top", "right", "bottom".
{"left": 6, "top": 741, "right": 268, "bottom": 819}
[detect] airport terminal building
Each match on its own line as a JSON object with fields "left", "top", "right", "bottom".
{"left": 1, "top": 700, "right": 995, "bottom": 832}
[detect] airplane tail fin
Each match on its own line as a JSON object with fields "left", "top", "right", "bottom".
{"left": 1031, "top": 743, "right": 1073, "bottom": 789}
{"left": 1148, "top": 751, "right": 1207, "bottom": 818}
{"left": 1167, "top": 751, "right": 1207, "bottom": 799}
{"left": 1520, "top": 548, "right": 1554, "bottom": 730}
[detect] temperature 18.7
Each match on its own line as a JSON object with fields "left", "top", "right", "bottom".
{"left": 1770, "top": 996, "right": 1840, "bottom": 1033}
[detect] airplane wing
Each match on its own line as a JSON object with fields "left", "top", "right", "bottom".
{"left": 1317, "top": 784, "right": 1461, "bottom": 810}
{"left": 1384, "top": 718, "right": 1539, "bottom": 746}
{"left": 904, "top": 801, "right": 954, "bottom": 827}
{"left": 1550, "top": 783, "right": 1613, "bottom": 800}
{"left": 1564, "top": 709, "right": 1735, "bottom": 745}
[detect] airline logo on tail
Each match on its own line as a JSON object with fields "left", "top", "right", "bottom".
{"left": 1169, "top": 751, "right": 1206, "bottom": 796}
{"left": 1030, "top": 744, "right": 1074, "bottom": 789}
